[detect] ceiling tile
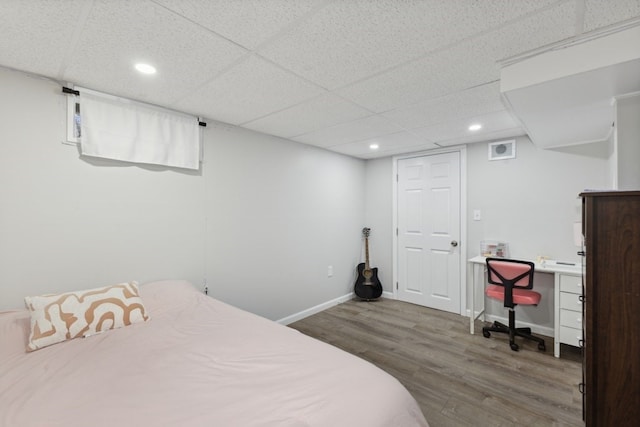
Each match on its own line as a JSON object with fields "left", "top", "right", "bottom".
{"left": 358, "top": 142, "right": 441, "bottom": 159}
{"left": 0, "top": 0, "right": 87, "bottom": 78}
{"left": 175, "top": 55, "right": 325, "bottom": 125}
{"left": 583, "top": 0, "right": 640, "bottom": 32}
{"left": 435, "top": 128, "right": 526, "bottom": 147}
{"left": 381, "top": 81, "right": 505, "bottom": 130}
{"left": 330, "top": 131, "right": 437, "bottom": 159}
{"left": 293, "top": 115, "right": 404, "bottom": 148}
{"left": 337, "top": 1, "right": 578, "bottom": 113}
{"left": 154, "top": 0, "right": 328, "bottom": 50}
{"left": 62, "top": 0, "right": 248, "bottom": 107}
{"left": 411, "top": 110, "right": 523, "bottom": 145}
{"left": 258, "top": 0, "right": 559, "bottom": 90}
{"left": 242, "top": 93, "right": 372, "bottom": 138}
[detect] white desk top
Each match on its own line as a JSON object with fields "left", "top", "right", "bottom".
{"left": 468, "top": 255, "right": 582, "bottom": 275}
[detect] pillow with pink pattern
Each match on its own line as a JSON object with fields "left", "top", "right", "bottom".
{"left": 24, "top": 281, "right": 149, "bottom": 352}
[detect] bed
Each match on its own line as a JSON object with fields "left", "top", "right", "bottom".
{"left": 0, "top": 280, "right": 428, "bottom": 426}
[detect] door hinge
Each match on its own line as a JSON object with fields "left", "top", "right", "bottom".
{"left": 396, "top": 227, "right": 398, "bottom": 236}
{"left": 396, "top": 174, "right": 399, "bottom": 182}
{"left": 396, "top": 282, "right": 399, "bottom": 290}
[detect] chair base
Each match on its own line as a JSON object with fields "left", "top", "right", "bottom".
{"left": 482, "top": 309, "right": 546, "bottom": 352}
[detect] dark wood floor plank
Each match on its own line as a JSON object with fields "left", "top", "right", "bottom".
{"left": 289, "top": 298, "right": 583, "bottom": 427}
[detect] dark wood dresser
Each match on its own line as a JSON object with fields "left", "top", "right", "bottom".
{"left": 581, "top": 191, "right": 640, "bottom": 426}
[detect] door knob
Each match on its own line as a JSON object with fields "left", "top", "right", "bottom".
{"left": 451, "top": 240, "right": 458, "bottom": 247}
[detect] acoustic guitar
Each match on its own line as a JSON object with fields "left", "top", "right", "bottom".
{"left": 354, "top": 227, "right": 383, "bottom": 300}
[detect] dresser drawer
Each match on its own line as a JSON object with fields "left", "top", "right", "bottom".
{"left": 559, "top": 274, "right": 582, "bottom": 294}
{"left": 560, "top": 308, "right": 582, "bottom": 329}
{"left": 560, "top": 292, "right": 583, "bottom": 311}
{"left": 559, "top": 325, "right": 582, "bottom": 347}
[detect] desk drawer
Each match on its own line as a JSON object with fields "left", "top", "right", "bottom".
{"left": 560, "top": 308, "right": 582, "bottom": 329}
{"left": 559, "top": 325, "right": 582, "bottom": 347}
{"left": 559, "top": 274, "right": 582, "bottom": 294}
{"left": 560, "top": 292, "right": 583, "bottom": 311}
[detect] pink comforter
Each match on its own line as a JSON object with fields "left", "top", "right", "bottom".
{"left": 1, "top": 280, "right": 428, "bottom": 426}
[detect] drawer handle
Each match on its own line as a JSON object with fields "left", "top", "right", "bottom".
{"left": 579, "top": 339, "right": 585, "bottom": 348}
{"left": 579, "top": 383, "right": 585, "bottom": 394}
{"left": 578, "top": 295, "right": 585, "bottom": 302}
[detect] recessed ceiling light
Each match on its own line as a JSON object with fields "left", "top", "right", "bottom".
{"left": 134, "top": 63, "right": 157, "bottom": 75}
{"left": 468, "top": 123, "right": 482, "bottom": 131}
{"left": 369, "top": 143, "right": 379, "bottom": 150}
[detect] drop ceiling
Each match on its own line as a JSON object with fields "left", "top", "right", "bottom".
{"left": 1, "top": 0, "right": 639, "bottom": 159}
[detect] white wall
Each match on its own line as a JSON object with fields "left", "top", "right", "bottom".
{"left": 466, "top": 136, "right": 607, "bottom": 263}
{"left": 466, "top": 136, "right": 608, "bottom": 329}
{"left": 0, "top": 69, "right": 205, "bottom": 309}
{"left": 0, "top": 68, "right": 366, "bottom": 321}
{"left": 364, "top": 157, "right": 394, "bottom": 294}
{"left": 365, "top": 135, "right": 609, "bottom": 330}
{"left": 616, "top": 93, "right": 640, "bottom": 190}
{"left": 203, "top": 123, "right": 365, "bottom": 319}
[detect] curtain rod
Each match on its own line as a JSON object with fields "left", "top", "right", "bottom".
{"left": 62, "top": 86, "right": 79, "bottom": 96}
{"left": 61, "top": 86, "right": 207, "bottom": 127}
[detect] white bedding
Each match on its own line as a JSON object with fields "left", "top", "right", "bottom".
{"left": 0, "top": 280, "right": 428, "bottom": 426}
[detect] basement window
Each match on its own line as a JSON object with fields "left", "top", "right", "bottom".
{"left": 63, "top": 86, "right": 202, "bottom": 170}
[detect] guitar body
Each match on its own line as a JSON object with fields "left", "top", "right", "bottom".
{"left": 354, "top": 262, "right": 383, "bottom": 300}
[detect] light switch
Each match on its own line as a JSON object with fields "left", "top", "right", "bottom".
{"left": 473, "top": 210, "right": 482, "bottom": 221}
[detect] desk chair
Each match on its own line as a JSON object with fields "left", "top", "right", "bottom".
{"left": 482, "top": 258, "right": 546, "bottom": 352}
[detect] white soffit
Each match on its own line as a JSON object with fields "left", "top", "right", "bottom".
{"left": 501, "top": 24, "right": 640, "bottom": 148}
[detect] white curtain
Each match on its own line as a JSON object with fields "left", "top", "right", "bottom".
{"left": 79, "top": 87, "right": 201, "bottom": 170}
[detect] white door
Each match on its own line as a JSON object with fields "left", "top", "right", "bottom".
{"left": 397, "top": 151, "right": 461, "bottom": 313}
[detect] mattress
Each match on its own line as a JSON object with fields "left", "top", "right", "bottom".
{"left": 0, "top": 280, "right": 428, "bottom": 426}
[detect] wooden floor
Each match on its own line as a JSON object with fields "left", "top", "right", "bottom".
{"left": 289, "top": 298, "right": 583, "bottom": 427}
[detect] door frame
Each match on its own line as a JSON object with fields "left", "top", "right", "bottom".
{"left": 392, "top": 145, "right": 468, "bottom": 315}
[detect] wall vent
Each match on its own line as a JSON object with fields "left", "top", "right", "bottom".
{"left": 488, "top": 140, "right": 516, "bottom": 161}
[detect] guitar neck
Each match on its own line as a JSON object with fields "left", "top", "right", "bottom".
{"left": 364, "top": 236, "right": 370, "bottom": 270}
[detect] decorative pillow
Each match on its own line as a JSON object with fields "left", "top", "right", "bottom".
{"left": 24, "top": 281, "right": 149, "bottom": 352}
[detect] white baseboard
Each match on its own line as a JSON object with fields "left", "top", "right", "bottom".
{"left": 276, "top": 292, "right": 354, "bottom": 325}
{"left": 381, "top": 290, "right": 394, "bottom": 299}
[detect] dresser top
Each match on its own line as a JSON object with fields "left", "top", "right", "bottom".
{"left": 580, "top": 190, "right": 640, "bottom": 197}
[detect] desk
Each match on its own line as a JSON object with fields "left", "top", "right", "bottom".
{"left": 468, "top": 256, "right": 582, "bottom": 358}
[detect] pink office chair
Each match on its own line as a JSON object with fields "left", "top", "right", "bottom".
{"left": 482, "top": 258, "right": 546, "bottom": 352}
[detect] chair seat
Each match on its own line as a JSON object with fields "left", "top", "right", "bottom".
{"left": 486, "top": 284, "right": 541, "bottom": 305}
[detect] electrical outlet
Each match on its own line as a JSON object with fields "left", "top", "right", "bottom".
{"left": 327, "top": 265, "right": 333, "bottom": 277}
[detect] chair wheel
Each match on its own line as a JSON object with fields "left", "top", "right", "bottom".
{"left": 538, "top": 342, "right": 546, "bottom": 351}
{"left": 482, "top": 330, "right": 490, "bottom": 338}
{"left": 510, "top": 342, "right": 519, "bottom": 351}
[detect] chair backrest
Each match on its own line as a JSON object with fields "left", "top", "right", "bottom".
{"left": 486, "top": 258, "right": 535, "bottom": 308}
